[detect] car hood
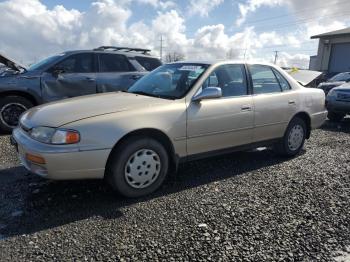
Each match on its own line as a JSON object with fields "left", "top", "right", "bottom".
{"left": 319, "top": 81, "right": 345, "bottom": 87}
{"left": 286, "top": 69, "right": 322, "bottom": 86}
{"left": 0, "top": 53, "right": 27, "bottom": 72}
{"left": 332, "top": 83, "right": 350, "bottom": 92}
{"left": 21, "top": 92, "right": 170, "bottom": 128}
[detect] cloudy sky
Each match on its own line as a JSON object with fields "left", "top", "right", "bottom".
{"left": 0, "top": 0, "right": 349, "bottom": 68}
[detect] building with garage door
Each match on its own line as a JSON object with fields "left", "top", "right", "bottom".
{"left": 309, "top": 27, "right": 350, "bottom": 75}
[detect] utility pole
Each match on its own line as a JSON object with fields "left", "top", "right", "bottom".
{"left": 273, "top": 50, "right": 279, "bottom": 64}
{"left": 159, "top": 35, "right": 164, "bottom": 62}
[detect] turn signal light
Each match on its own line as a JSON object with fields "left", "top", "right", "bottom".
{"left": 26, "top": 153, "right": 46, "bottom": 165}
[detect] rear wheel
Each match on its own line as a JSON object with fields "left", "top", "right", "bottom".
{"left": 0, "top": 96, "right": 33, "bottom": 133}
{"left": 327, "top": 111, "right": 345, "bottom": 122}
{"left": 106, "top": 137, "right": 169, "bottom": 198}
{"left": 274, "top": 117, "right": 306, "bottom": 157}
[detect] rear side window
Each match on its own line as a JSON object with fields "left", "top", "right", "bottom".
{"left": 273, "top": 69, "right": 291, "bottom": 91}
{"left": 249, "top": 65, "right": 282, "bottom": 94}
{"left": 135, "top": 56, "right": 162, "bottom": 71}
{"left": 55, "top": 53, "right": 94, "bottom": 73}
{"left": 99, "top": 54, "right": 135, "bottom": 72}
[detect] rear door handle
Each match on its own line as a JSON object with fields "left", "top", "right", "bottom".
{"left": 288, "top": 100, "right": 296, "bottom": 105}
{"left": 241, "top": 105, "right": 252, "bottom": 111}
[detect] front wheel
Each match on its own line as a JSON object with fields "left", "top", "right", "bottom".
{"left": 106, "top": 137, "right": 169, "bottom": 198}
{"left": 0, "top": 96, "right": 33, "bottom": 133}
{"left": 274, "top": 117, "right": 306, "bottom": 157}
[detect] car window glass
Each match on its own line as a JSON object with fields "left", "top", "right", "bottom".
{"left": 99, "top": 54, "right": 135, "bottom": 72}
{"left": 135, "top": 56, "right": 161, "bottom": 71}
{"left": 249, "top": 65, "right": 282, "bottom": 94}
{"left": 55, "top": 53, "right": 93, "bottom": 73}
{"left": 201, "top": 64, "right": 247, "bottom": 97}
{"left": 273, "top": 69, "right": 291, "bottom": 91}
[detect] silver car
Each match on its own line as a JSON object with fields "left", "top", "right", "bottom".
{"left": 12, "top": 61, "right": 327, "bottom": 197}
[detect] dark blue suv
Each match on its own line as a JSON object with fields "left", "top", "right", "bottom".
{"left": 0, "top": 46, "right": 161, "bottom": 132}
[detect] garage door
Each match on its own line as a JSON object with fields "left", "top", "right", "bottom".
{"left": 329, "top": 43, "right": 350, "bottom": 73}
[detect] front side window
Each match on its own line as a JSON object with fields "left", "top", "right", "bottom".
{"left": 128, "top": 63, "right": 208, "bottom": 99}
{"left": 135, "top": 56, "right": 162, "bottom": 71}
{"left": 55, "top": 53, "right": 93, "bottom": 73}
{"left": 99, "top": 54, "right": 135, "bottom": 72}
{"left": 249, "top": 65, "right": 282, "bottom": 94}
{"left": 201, "top": 64, "right": 247, "bottom": 97}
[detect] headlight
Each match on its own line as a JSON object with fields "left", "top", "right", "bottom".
{"left": 327, "top": 88, "right": 336, "bottom": 98}
{"left": 29, "top": 127, "right": 80, "bottom": 144}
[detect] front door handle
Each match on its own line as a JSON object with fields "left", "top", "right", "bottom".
{"left": 85, "top": 77, "right": 95, "bottom": 82}
{"left": 130, "top": 75, "right": 142, "bottom": 80}
{"left": 241, "top": 105, "right": 252, "bottom": 111}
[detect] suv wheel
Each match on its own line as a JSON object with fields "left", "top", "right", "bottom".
{"left": 106, "top": 136, "right": 169, "bottom": 198}
{"left": 327, "top": 111, "right": 345, "bottom": 122}
{"left": 274, "top": 117, "right": 306, "bottom": 157}
{"left": 0, "top": 96, "right": 33, "bottom": 133}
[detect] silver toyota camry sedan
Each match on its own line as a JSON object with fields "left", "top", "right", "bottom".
{"left": 12, "top": 61, "right": 327, "bottom": 197}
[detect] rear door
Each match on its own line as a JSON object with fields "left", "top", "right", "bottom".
{"left": 41, "top": 53, "right": 96, "bottom": 102}
{"left": 248, "top": 64, "right": 298, "bottom": 142}
{"left": 134, "top": 56, "right": 162, "bottom": 71}
{"left": 96, "top": 53, "right": 144, "bottom": 92}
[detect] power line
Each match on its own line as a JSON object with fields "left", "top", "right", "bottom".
{"left": 242, "top": 0, "right": 350, "bottom": 25}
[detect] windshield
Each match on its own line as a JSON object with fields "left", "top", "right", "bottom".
{"left": 329, "top": 72, "right": 350, "bottom": 82}
{"left": 128, "top": 63, "right": 209, "bottom": 99}
{"left": 28, "top": 54, "right": 64, "bottom": 71}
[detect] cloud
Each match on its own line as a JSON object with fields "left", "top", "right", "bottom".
{"left": 0, "top": 0, "right": 347, "bottom": 69}
{"left": 236, "top": 0, "right": 286, "bottom": 26}
{"left": 137, "top": 0, "right": 176, "bottom": 9}
{"left": 189, "top": 0, "right": 224, "bottom": 17}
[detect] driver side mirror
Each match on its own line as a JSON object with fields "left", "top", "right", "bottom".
{"left": 192, "top": 87, "right": 222, "bottom": 102}
{"left": 51, "top": 66, "right": 65, "bottom": 77}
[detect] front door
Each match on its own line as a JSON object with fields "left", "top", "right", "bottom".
{"left": 187, "top": 64, "right": 254, "bottom": 156}
{"left": 41, "top": 53, "right": 96, "bottom": 102}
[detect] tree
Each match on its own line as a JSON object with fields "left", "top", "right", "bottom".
{"left": 165, "top": 52, "right": 185, "bottom": 62}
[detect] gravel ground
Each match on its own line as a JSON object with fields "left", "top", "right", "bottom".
{"left": 0, "top": 120, "right": 349, "bottom": 261}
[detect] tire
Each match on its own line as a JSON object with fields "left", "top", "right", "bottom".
{"left": 106, "top": 136, "right": 169, "bottom": 198}
{"left": 274, "top": 117, "right": 306, "bottom": 157}
{"left": 0, "top": 96, "right": 33, "bottom": 133}
{"left": 327, "top": 111, "right": 345, "bottom": 122}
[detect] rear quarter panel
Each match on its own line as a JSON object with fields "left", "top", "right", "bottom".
{"left": 297, "top": 87, "right": 327, "bottom": 129}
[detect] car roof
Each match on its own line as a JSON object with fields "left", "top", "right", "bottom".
{"left": 63, "top": 49, "right": 158, "bottom": 59}
{"left": 168, "top": 60, "right": 277, "bottom": 67}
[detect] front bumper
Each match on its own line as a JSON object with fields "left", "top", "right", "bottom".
{"left": 326, "top": 99, "right": 350, "bottom": 114}
{"left": 12, "top": 128, "right": 111, "bottom": 180}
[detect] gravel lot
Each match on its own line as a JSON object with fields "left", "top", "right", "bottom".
{"left": 0, "top": 120, "right": 349, "bottom": 261}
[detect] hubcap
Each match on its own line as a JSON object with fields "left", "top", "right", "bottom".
{"left": 0, "top": 103, "right": 27, "bottom": 128}
{"left": 288, "top": 124, "right": 304, "bottom": 151}
{"left": 124, "top": 149, "right": 161, "bottom": 189}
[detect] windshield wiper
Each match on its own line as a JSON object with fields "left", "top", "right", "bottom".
{"left": 129, "top": 91, "right": 176, "bottom": 100}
